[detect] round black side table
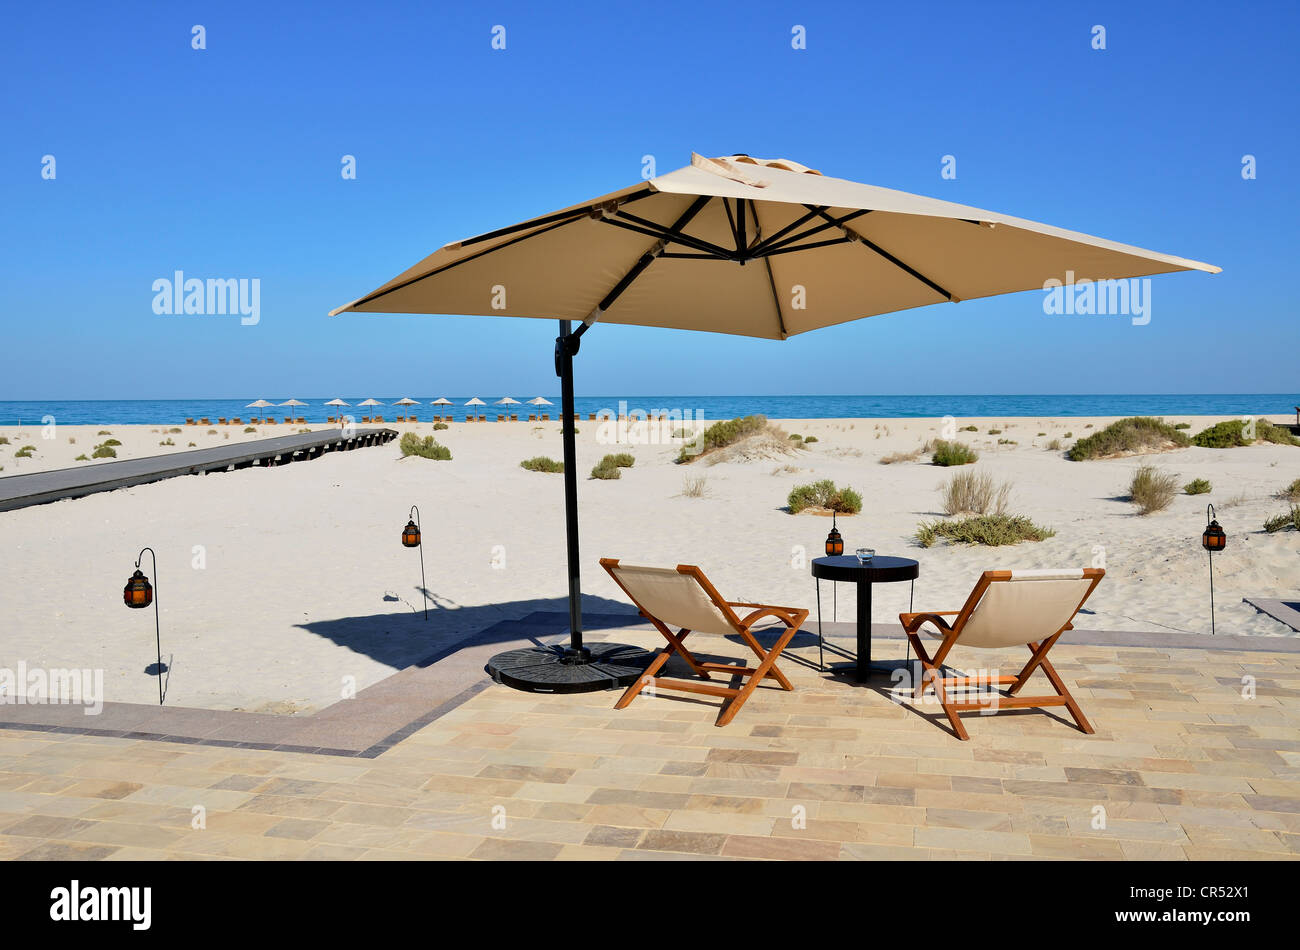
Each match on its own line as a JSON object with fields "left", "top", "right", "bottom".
{"left": 811, "top": 555, "right": 919, "bottom": 683}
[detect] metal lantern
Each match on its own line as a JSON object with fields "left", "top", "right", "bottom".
{"left": 123, "top": 548, "right": 165, "bottom": 704}
{"left": 123, "top": 569, "right": 152, "bottom": 608}
{"left": 825, "top": 512, "right": 844, "bottom": 557}
{"left": 404, "top": 506, "right": 428, "bottom": 621}
{"left": 1202, "top": 504, "right": 1225, "bottom": 635}
{"left": 1202, "top": 514, "right": 1226, "bottom": 552}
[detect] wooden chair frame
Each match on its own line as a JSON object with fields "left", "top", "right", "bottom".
{"left": 899, "top": 568, "right": 1104, "bottom": 740}
{"left": 600, "top": 558, "right": 809, "bottom": 726}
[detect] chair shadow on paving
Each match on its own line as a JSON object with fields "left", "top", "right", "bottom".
{"left": 292, "top": 592, "right": 643, "bottom": 670}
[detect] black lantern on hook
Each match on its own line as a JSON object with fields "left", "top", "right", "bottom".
{"left": 1202, "top": 504, "right": 1225, "bottom": 635}
{"left": 403, "top": 506, "right": 428, "bottom": 621}
{"left": 123, "top": 570, "right": 152, "bottom": 608}
{"left": 122, "top": 547, "right": 165, "bottom": 705}
{"left": 825, "top": 512, "right": 844, "bottom": 557}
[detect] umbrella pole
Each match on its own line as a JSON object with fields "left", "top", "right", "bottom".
{"left": 557, "top": 319, "right": 586, "bottom": 658}
{"left": 481, "top": 320, "right": 652, "bottom": 692}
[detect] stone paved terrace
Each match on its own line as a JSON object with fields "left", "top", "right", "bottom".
{"left": 1, "top": 616, "right": 1298, "bottom": 861}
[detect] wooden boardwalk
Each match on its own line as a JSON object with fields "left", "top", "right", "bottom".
{"left": 0, "top": 427, "right": 397, "bottom": 512}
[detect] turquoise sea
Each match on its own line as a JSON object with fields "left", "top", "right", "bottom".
{"left": 0, "top": 395, "right": 1295, "bottom": 426}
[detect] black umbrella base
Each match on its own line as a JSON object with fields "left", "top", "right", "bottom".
{"left": 486, "top": 642, "right": 654, "bottom": 694}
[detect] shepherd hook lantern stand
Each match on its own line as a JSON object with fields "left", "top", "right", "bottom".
{"left": 1201, "top": 504, "right": 1226, "bottom": 635}
{"left": 402, "top": 506, "right": 428, "bottom": 621}
{"left": 122, "top": 546, "right": 165, "bottom": 705}
{"left": 484, "top": 319, "right": 653, "bottom": 692}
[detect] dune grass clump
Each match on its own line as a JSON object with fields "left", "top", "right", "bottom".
{"left": 1279, "top": 478, "right": 1300, "bottom": 502}
{"left": 1128, "top": 464, "right": 1179, "bottom": 514}
{"left": 1264, "top": 507, "right": 1300, "bottom": 533}
{"left": 97, "top": 430, "right": 112, "bottom": 436}
{"left": 930, "top": 439, "right": 978, "bottom": 466}
{"left": 91, "top": 444, "right": 116, "bottom": 459}
{"left": 0, "top": 437, "right": 8, "bottom": 445}
{"left": 74, "top": 453, "right": 89, "bottom": 461}
{"left": 1184, "top": 478, "right": 1212, "bottom": 495}
{"left": 1192, "top": 418, "right": 1300, "bottom": 448}
{"left": 100, "top": 438, "right": 121, "bottom": 447}
{"left": 916, "top": 514, "right": 1055, "bottom": 548}
{"left": 520, "top": 456, "right": 564, "bottom": 473}
{"left": 789, "top": 433, "right": 803, "bottom": 441}
{"left": 1173, "top": 422, "right": 1191, "bottom": 430}
{"left": 681, "top": 474, "right": 708, "bottom": 497}
{"left": 787, "top": 479, "right": 862, "bottom": 515}
{"left": 1047, "top": 438, "right": 1062, "bottom": 451}
{"left": 14, "top": 445, "right": 35, "bottom": 458}
{"left": 960, "top": 425, "right": 978, "bottom": 432}
{"left": 803, "top": 435, "right": 818, "bottom": 444}
{"left": 243, "top": 426, "right": 256, "bottom": 433}
{"left": 880, "top": 447, "right": 924, "bottom": 464}
{"left": 159, "top": 438, "right": 175, "bottom": 446}
{"left": 677, "top": 414, "right": 766, "bottom": 463}
{"left": 433, "top": 422, "right": 448, "bottom": 431}
{"left": 1067, "top": 417, "right": 1190, "bottom": 461}
{"left": 591, "top": 453, "right": 635, "bottom": 479}
{"left": 399, "top": 432, "right": 451, "bottom": 460}
{"left": 941, "top": 470, "right": 1012, "bottom": 517}
{"left": 168, "top": 427, "right": 182, "bottom": 433}
{"left": 987, "top": 428, "right": 1002, "bottom": 435}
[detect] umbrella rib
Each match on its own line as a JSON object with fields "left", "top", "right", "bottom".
{"left": 607, "top": 210, "right": 734, "bottom": 259}
{"left": 722, "top": 199, "right": 740, "bottom": 250}
{"left": 752, "top": 200, "right": 788, "bottom": 339}
{"left": 753, "top": 209, "right": 873, "bottom": 257}
{"left": 457, "top": 186, "right": 656, "bottom": 248}
{"left": 345, "top": 216, "right": 585, "bottom": 311}
{"left": 595, "top": 195, "right": 714, "bottom": 314}
{"left": 806, "top": 206, "right": 955, "bottom": 302}
{"left": 748, "top": 206, "right": 826, "bottom": 254}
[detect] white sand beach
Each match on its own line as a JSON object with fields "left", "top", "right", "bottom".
{"left": 2, "top": 416, "right": 1297, "bottom": 714}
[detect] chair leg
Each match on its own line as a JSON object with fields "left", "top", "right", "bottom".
{"left": 615, "top": 648, "right": 671, "bottom": 710}
{"left": 737, "top": 627, "right": 794, "bottom": 691}
{"left": 1037, "top": 654, "right": 1095, "bottom": 735}
{"left": 716, "top": 625, "right": 798, "bottom": 726}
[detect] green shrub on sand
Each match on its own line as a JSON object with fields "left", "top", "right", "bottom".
{"left": 1067, "top": 417, "right": 1189, "bottom": 460}
{"left": 915, "top": 514, "right": 1055, "bottom": 548}
{"left": 1192, "top": 418, "right": 1300, "bottom": 448}
{"left": 1184, "top": 478, "right": 1211, "bottom": 495}
{"left": 677, "top": 415, "right": 766, "bottom": 463}
{"left": 930, "top": 440, "right": 978, "bottom": 466}
{"left": 520, "top": 456, "right": 563, "bottom": 473}
{"left": 399, "top": 433, "right": 451, "bottom": 460}
{"left": 787, "top": 479, "right": 862, "bottom": 514}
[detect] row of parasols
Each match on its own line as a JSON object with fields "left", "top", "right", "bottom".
{"left": 244, "top": 396, "right": 554, "bottom": 410}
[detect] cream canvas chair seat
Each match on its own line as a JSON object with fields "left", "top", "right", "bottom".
{"left": 899, "top": 568, "right": 1104, "bottom": 740}
{"left": 601, "top": 558, "right": 808, "bottom": 726}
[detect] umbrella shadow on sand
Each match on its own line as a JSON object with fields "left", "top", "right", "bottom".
{"left": 293, "top": 592, "right": 645, "bottom": 670}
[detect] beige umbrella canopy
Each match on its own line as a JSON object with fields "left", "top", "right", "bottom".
{"left": 331, "top": 152, "right": 1218, "bottom": 338}
{"left": 331, "top": 152, "right": 1218, "bottom": 692}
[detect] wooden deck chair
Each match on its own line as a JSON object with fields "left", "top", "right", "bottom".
{"left": 185, "top": 418, "right": 195, "bottom": 425}
{"left": 899, "top": 568, "right": 1104, "bottom": 740}
{"left": 600, "top": 558, "right": 809, "bottom": 726}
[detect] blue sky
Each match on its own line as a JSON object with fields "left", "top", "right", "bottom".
{"left": 2, "top": 0, "right": 1295, "bottom": 399}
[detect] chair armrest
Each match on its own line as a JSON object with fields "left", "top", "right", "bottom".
{"left": 899, "top": 611, "right": 957, "bottom": 634}
{"left": 734, "top": 605, "right": 808, "bottom": 631}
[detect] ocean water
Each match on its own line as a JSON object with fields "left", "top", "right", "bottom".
{"left": 0, "top": 394, "right": 1295, "bottom": 426}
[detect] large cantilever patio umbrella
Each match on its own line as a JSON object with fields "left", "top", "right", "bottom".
{"left": 331, "top": 152, "right": 1219, "bottom": 693}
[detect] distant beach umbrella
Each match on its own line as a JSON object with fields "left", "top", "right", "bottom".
{"left": 394, "top": 397, "right": 420, "bottom": 406}
{"left": 246, "top": 399, "right": 274, "bottom": 410}
{"left": 495, "top": 397, "right": 521, "bottom": 406}
{"left": 464, "top": 397, "right": 485, "bottom": 419}
{"left": 279, "top": 399, "right": 308, "bottom": 407}
{"left": 332, "top": 150, "right": 1219, "bottom": 694}
{"left": 324, "top": 398, "right": 351, "bottom": 407}
{"left": 357, "top": 398, "right": 385, "bottom": 407}
{"left": 526, "top": 397, "right": 553, "bottom": 406}
{"left": 430, "top": 397, "right": 453, "bottom": 406}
